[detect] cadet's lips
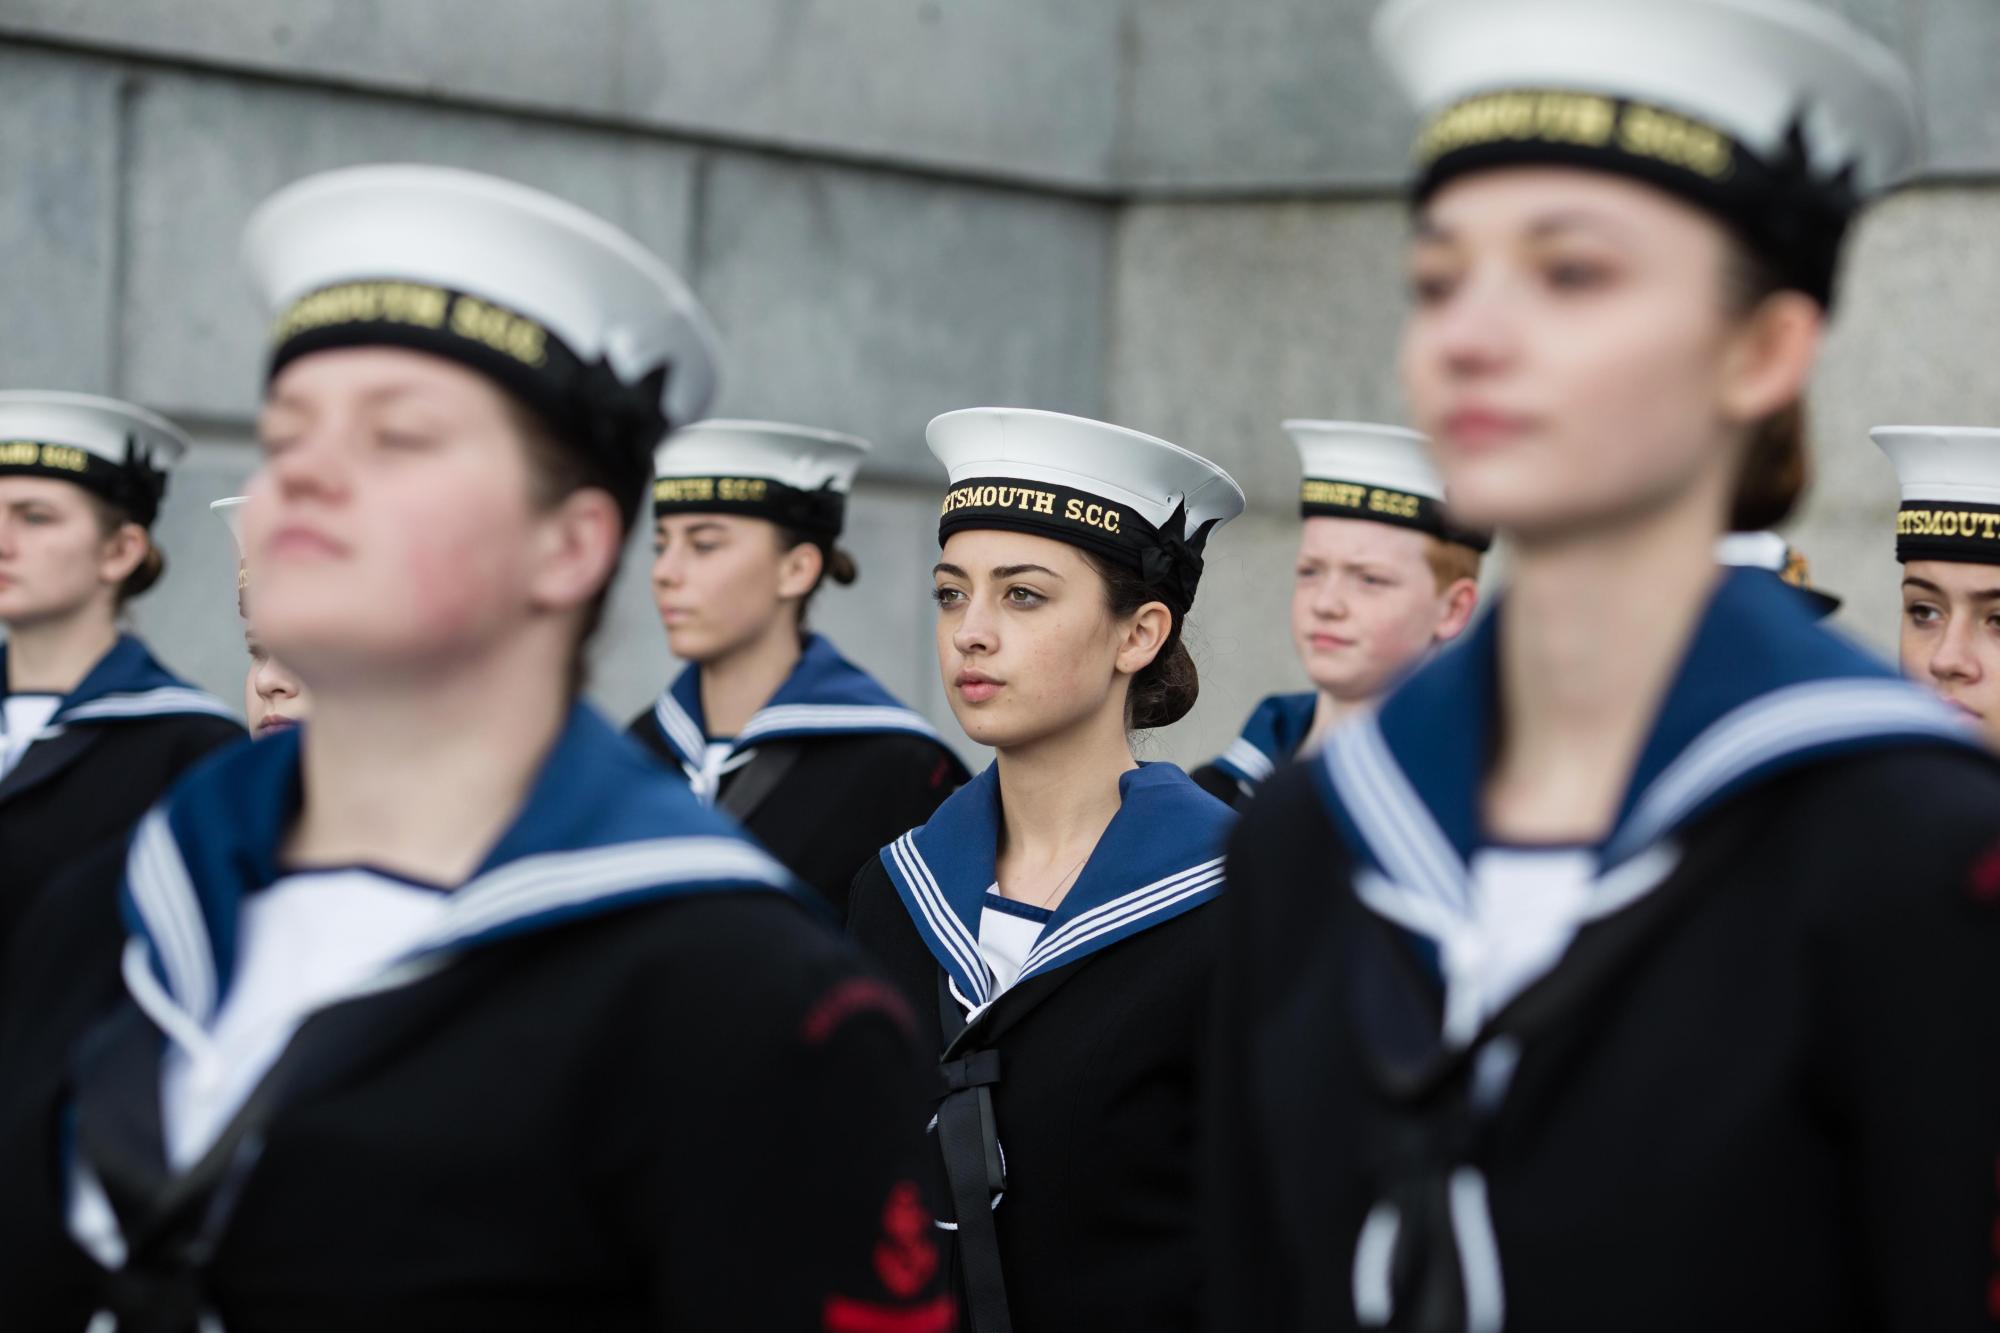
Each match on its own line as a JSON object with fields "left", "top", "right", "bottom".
{"left": 955, "top": 669, "right": 1003, "bottom": 703}
{"left": 267, "top": 523, "right": 348, "bottom": 559}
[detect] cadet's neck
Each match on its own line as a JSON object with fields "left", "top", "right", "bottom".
{"left": 1486, "top": 498, "right": 1723, "bottom": 845}
{"left": 1306, "top": 689, "right": 1374, "bottom": 752}
{"left": 699, "top": 616, "right": 804, "bottom": 738}
{"left": 284, "top": 643, "right": 571, "bottom": 887}
{"left": 3, "top": 605, "right": 119, "bottom": 697}
{"left": 991, "top": 699, "right": 1135, "bottom": 907}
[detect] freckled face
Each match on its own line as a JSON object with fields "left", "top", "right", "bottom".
{"left": 931, "top": 530, "right": 1133, "bottom": 750}
{"left": 1292, "top": 517, "right": 1458, "bottom": 702}
{"left": 243, "top": 348, "right": 552, "bottom": 686}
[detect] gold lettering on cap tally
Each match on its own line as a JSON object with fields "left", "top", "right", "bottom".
{"left": 272, "top": 281, "right": 450, "bottom": 344}
{"left": 1416, "top": 91, "right": 1735, "bottom": 182}
{"left": 655, "top": 477, "right": 716, "bottom": 503}
{"left": 449, "top": 295, "right": 549, "bottom": 368}
{"left": 1063, "top": 498, "right": 1122, "bottom": 534}
{"left": 941, "top": 484, "right": 1060, "bottom": 518}
{"left": 1302, "top": 480, "right": 1370, "bottom": 510}
{"left": 1900, "top": 508, "right": 2000, "bottom": 541}
{"left": 0, "top": 441, "right": 89, "bottom": 472}
{"left": 655, "top": 477, "right": 778, "bottom": 505}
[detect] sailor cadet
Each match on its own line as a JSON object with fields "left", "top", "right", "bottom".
{"left": 631, "top": 419, "right": 967, "bottom": 912}
{"left": 1208, "top": 3, "right": 2000, "bottom": 1331}
{"left": 846, "top": 407, "right": 1243, "bottom": 1333}
{"left": 0, "top": 165, "right": 947, "bottom": 1332}
{"left": 1874, "top": 426, "right": 2000, "bottom": 747}
{"left": 1190, "top": 420, "right": 1483, "bottom": 807}
{"left": 0, "top": 392, "right": 239, "bottom": 977}
{"left": 1715, "top": 529, "right": 1841, "bottom": 619}
{"left": 213, "top": 495, "right": 311, "bottom": 738}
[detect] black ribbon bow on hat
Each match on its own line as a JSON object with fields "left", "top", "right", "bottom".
{"left": 1138, "top": 502, "right": 1220, "bottom": 613}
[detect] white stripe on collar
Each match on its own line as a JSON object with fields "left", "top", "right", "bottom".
{"left": 1221, "top": 736, "right": 1275, "bottom": 785}
{"left": 888, "top": 831, "right": 992, "bottom": 1006}
{"left": 738, "top": 703, "right": 942, "bottom": 743}
{"left": 1326, "top": 717, "right": 1466, "bottom": 911}
{"left": 61, "top": 687, "right": 237, "bottom": 725}
{"left": 1017, "top": 856, "right": 1224, "bottom": 981}
{"left": 652, "top": 690, "right": 706, "bottom": 763}
{"left": 1607, "top": 678, "right": 1966, "bottom": 861}
{"left": 1329, "top": 675, "right": 1975, "bottom": 944}
{"left": 125, "top": 809, "right": 794, "bottom": 1028}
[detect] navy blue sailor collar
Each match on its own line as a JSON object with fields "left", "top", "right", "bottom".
{"left": 646, "top": 632, "right": 945, "bottom": 767}
{"left": 119, "top": 703, "right": 798, "bottom": 1029}
{"left": 1211, "top": 692, "right": 1319, "bottom": 790}
{"left": 1316, "top": 565, "right": 1980, "bottom": 921}
{"left": 880, "top": 761, "right": 1232, "bottom": 1012}
{"left": 0, "top": 633, "right": 234, "bottom": 728}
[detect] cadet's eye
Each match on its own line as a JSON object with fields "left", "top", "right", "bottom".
{"left": 1905, "top": 602, "right": 1942, "bottom": 626}
{"left": 932, "top": 586, "right": 965, "bottom": 609}
{"left": 1409, "top": 268, "right": 1458, "bottom": 307}
{"left": 1544, "top": 260, "right": 1612, "bottom": 292}
{"left": 1005, "top": 586, "right": 1045, "bottom": 608}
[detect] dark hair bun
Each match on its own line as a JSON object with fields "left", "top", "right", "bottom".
{"left": 827, "top": 546, "right": 859, "bottom": 587}
{"left": 1730, "top": 399, "right": 1810, "bottom": 532}
{"left": 120, "top": 544, "right": 166, "bottom": 603}
{"left": 1130, "top": 635, "right": 1200, "bottom": 730}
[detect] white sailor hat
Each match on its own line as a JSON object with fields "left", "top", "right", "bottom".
{"left": 0, "top": 391, "right": 190, "bottom": 527}
{"left": 1373, "top": 0, "right": 1920, "bottom": 305}
{"left": 211, "top": 495, "right": 249, "bottom": 608}
{"left": 1872, "top": 426, "right": 2000, "bottom": 566}
{"left": 652, "top": 420, "right": 869, "bottom": 541}
{"left": 1285, "top": 419, "right": 1488, "bottom": 550}
{"left": 926, "top": 407, "right": 1245, "bottom": 613}
{"left": 1716, "top": 530, "right": 1840, "bottom": 616}
{"left": 241, "top": 164, "right": 720, "bottom": 515}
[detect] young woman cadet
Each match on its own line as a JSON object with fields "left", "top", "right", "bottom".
{"left": 1207, "top": 3, "right": 2000, "bottom": 1331}
{"left": 0, "top": 393, "right": 238, "bottom": 968}
{"left": 1874, "top": 426, "right": 2000, "bottom": 747}
{"left": 632, "top": 419, "right": 966, "bottom": 911}
{"left": 0, "top": 166, "right": 948, "bottom": 1333}
{"left": 1191, "top": 420, "right": 1483, "bottom": 806}
{"left": 846, "top": 406, "right": 1244, "bottom": 1333}
{"left": 214, "top": 495, "right": 311, "bottom": 737}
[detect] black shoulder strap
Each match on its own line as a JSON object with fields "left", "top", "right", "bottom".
{"left": 717, "top": 743, "right": 805, "bottom": 822}
{"left": 934, "top": 973, "right": 1014, "bottom": 1333}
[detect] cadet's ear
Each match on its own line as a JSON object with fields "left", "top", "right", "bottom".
{"left": 528, "top": 486, "right": 624, "bottom": 614}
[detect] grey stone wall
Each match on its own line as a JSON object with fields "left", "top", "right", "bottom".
{"left": 4, "top": 0, "right": 1997, "bottom": 773}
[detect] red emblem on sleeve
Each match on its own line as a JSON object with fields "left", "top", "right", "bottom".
{"left": 873, "top": 1181, "right": 939, "bottom": 1297}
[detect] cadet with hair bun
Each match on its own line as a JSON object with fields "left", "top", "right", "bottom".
{"left": 0, "top": 393, "right": 239, "bottom": 972}
{"left": 632, "top": 419, "right": 966, "bottom": 911}
{"left": 1209, "top": 1, "right": 2000, "bottom": 1329}
{"left": 847, "top": 406, "right": 1243, "bottom": 1333}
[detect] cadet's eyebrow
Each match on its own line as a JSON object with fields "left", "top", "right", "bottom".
{"left": 992, "top": 564, "right": 1063, "bottom": 580}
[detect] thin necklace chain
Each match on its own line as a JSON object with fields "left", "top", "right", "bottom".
{"left": 1031, "top": 851, "right": 1092, "bottom": 910}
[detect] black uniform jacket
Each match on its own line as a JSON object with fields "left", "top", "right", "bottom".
{"left": 849, "top": 761, "right": 1233, "bottom": 1333}
{"left": 1189, "top": 691, "right": 1316, "bottom": 809}
{"left": 1207, "top": 569, "right": 2000, "bottom": 1333}
{"left": 630, "top": 633, "right": 967, "bottom": 914}
{"left": 0, "top": 635, "right": 239, "bottom": 971}
{"left": 0, "top": 706, "right": 953, "bottom": 1333}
